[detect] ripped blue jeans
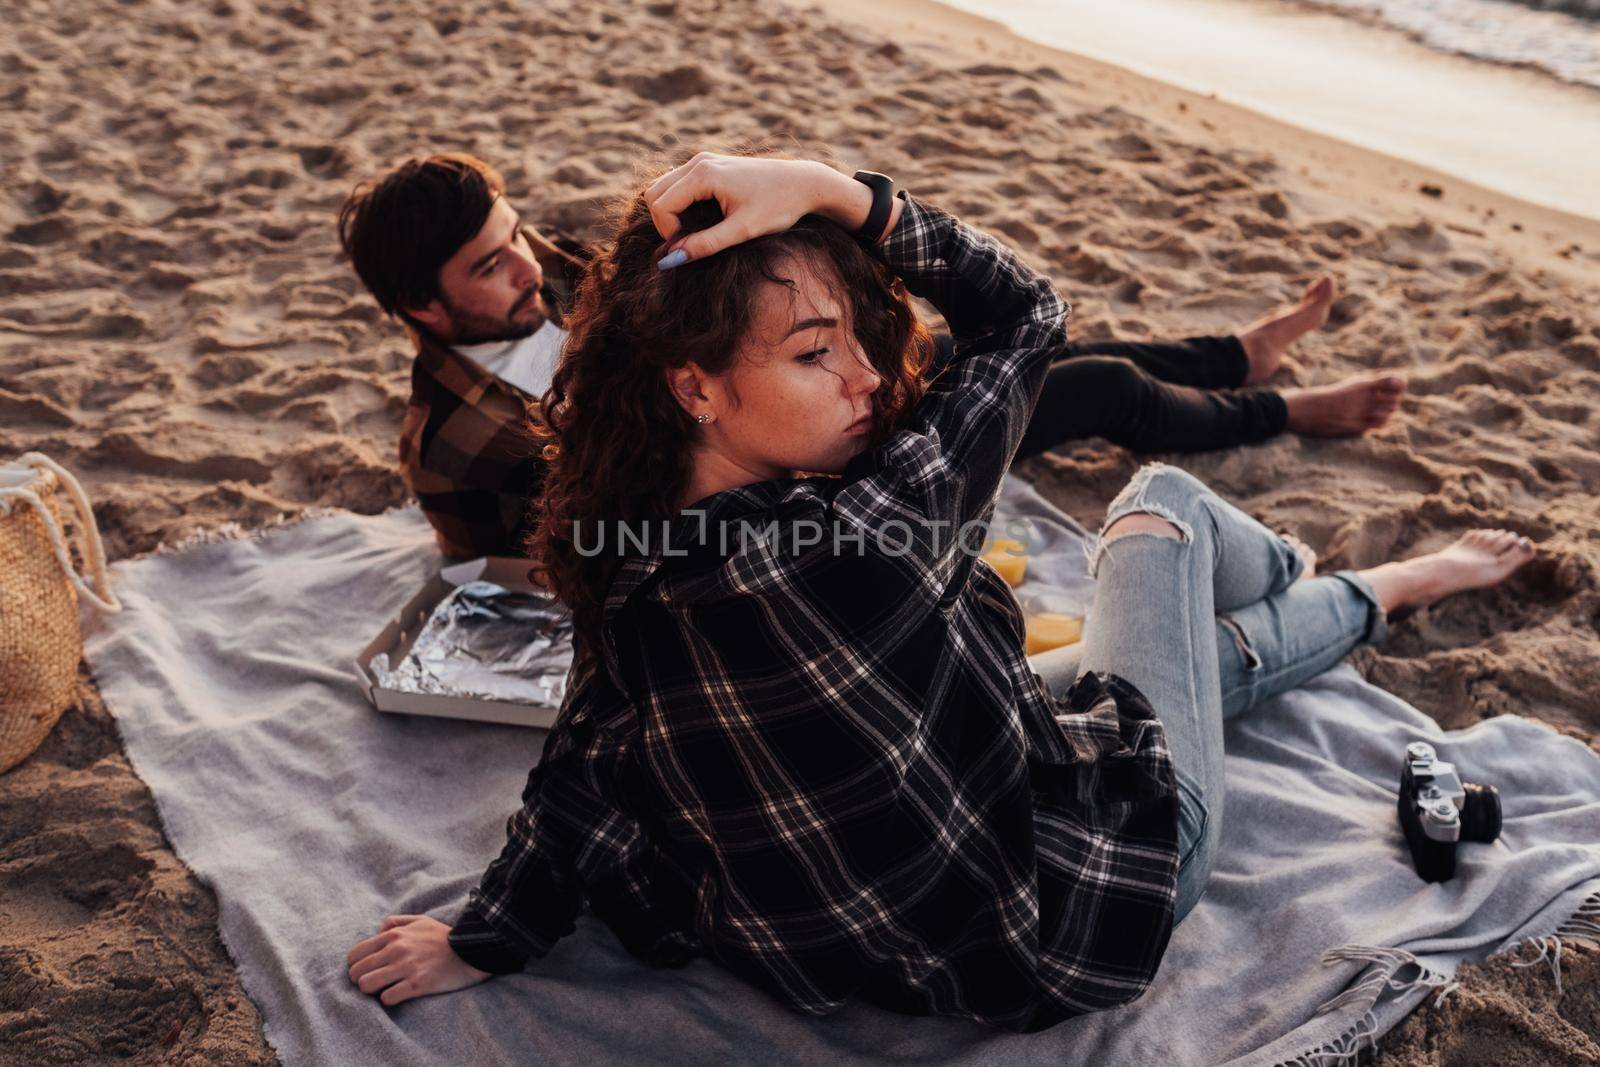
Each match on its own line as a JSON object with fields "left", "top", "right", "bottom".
{"left": 1026, "top": 463, "right": 1389, "bottom": 926}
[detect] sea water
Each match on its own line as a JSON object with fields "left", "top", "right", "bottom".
{"left": 1304, "top": 0, "right": 1600, "bottom": 91}
{"left": 935, "top": 0, "right": 1600, "bottom": 219}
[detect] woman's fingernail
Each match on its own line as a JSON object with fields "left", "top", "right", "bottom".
{"left": 657, "top": 249, "right": 688, "bottom": 271}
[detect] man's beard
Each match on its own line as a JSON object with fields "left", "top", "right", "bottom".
{"left": 440, "top": 287, "right": 545, "bottom": 346}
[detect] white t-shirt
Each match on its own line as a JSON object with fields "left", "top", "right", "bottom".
{"left": 455, "top": 320, "right": 567, "bottom": 399}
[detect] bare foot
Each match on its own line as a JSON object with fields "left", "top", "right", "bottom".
{"left": 1280, "top": 532, "right": 1317, "bottom": 581}
{"left": 1358, "top": 530, "right": 1537, "bottom": 616}
{"left": 1239, "top": 274, "right": 1339, "bottom": 384}
{"left": 1281, "top": 373, "right": 1407, "bottom": 436}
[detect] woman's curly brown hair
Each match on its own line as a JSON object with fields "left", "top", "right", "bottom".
{"left": 525, "top": 164, "right": 934, "bottom": 662}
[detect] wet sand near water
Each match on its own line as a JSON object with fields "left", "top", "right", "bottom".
{"left": 929, "top": 0, "right": 1600, "bottom": 219}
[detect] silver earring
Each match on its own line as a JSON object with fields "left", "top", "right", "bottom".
{"left": 696, "top": 413, "right": 711, "bottom": 424}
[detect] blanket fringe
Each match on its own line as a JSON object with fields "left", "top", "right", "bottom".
{"left": 1493, "top": 887, "right": 1600, "bottom": 1000}
{"left": 1271, "top": 885, "right": 1600, "bottom": 1067}
{"left": 1271, "top": 945, "right": 1450, "bottom": 1067}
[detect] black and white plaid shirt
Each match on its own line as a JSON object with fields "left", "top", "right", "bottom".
{"left": 448, "top": 194, "right": 1181, "bottom": 1032}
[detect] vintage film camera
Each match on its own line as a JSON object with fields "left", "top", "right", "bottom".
{"left": 1397, "top": 741, "right": 1503, "bottom": 883}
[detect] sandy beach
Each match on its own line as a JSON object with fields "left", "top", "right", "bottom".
{"left": 2, "top": 0, "right": 1598, "bottom": 1061}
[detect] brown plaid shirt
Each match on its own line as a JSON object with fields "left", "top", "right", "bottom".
{"left": 396, "top": 228, "right": 588, "bottom": 561}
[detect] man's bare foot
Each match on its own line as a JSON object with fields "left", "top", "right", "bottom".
{"left": 1239, "top": 274, "right": 1339, "bottom": 384}
{"left": 1357, "top": 530, "right": 1536, "bottom": 617}
{"left": 1281, "top": 373, "right": 1407, "bottom": 436}
{"left": 1281, "top": 532, "right": 1317, "bottom": 581}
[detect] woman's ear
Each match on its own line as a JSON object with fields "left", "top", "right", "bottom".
{"left": 665, "top": 362, "right": 712, "bottom": 419}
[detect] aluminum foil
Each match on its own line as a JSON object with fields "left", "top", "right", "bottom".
{"left": 371, "top": 580, "right": 573, "bottom": 708}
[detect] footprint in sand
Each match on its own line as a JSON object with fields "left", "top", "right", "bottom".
{"left": 622, "top": 65, "right": 716, "bottom": 103}
{"left": 1101, "top": 132, "right": 1161, "bottom": 162}
{"left": 7, "top": 216, "right": 74, "bottom": 246}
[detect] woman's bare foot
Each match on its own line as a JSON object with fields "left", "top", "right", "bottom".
{"left": 1357, "top": 530, "right": 1537, "bottom": 617}
{"left": 1281, "top": 373, "right": 1407, "bottom": 436}
{"left": 1239, "top": 274, "right": 1339, "bottom": 384}
{"left": 1281, "top": 532, "right": 1317, "bottom": 581}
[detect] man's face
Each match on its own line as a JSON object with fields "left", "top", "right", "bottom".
{"left": 411, "top": 196, "right": 547, "bottom": 345}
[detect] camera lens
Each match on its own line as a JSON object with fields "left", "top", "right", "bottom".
{"left": 1459, "top": 783, "right": 1502, "bottom": 842}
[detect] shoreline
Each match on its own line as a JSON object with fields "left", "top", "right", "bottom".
{"left": 1281, "top": 0, "right": 1600, "bottom": 94}
{"left": 814, "top": 0, "right": 1600, "bottom": 258}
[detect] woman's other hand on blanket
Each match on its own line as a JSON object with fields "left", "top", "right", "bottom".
{"left": 346, "top": 914, "right": 491, "bottom": 1006}
{"left": 646, "top": 152, "right": 890, "bottom": 267}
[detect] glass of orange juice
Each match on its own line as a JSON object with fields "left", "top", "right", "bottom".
{"left": 1017, "top": 589, "right": 1086, "bottom": 655}
{"left": 978, "top": 537, "right": 1028, "bottom": 587}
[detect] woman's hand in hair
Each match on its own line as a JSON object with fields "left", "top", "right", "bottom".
{"left": 346, "top": 914, "right": 493, "bottom": 1006}
{"left": 647, "top": 152, "right": 884, "bottom": 267}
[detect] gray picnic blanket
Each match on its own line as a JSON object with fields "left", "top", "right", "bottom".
{"left": 81, "top": 476, "right": 1600, "bottom": 1066}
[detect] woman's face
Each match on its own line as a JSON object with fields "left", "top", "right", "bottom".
{"left": 702, "top": 254, "right": 884, "bottom": 478}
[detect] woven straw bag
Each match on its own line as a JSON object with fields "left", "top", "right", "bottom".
{"left": 0, "top": 453, "right": 122, "bottom": 774}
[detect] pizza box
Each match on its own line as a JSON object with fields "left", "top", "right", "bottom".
{"left": 353, "top": 556, "right": 563, "bottom": 729}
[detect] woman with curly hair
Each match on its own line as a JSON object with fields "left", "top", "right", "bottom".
{"left": 346, "top": 153, "right": 1534, "bottom": 1030}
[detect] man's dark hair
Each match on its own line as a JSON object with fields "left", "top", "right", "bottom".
{"left": 337, "top": 152, "right": 506, "bottom": 324}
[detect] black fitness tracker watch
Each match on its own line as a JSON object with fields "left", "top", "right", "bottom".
{"left": 851, "top": 170, "right": 895, "bottom": 245}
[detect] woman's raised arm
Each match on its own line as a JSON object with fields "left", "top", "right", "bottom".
{"left": 645, "top": 153, "right": 904, "bottom": 267}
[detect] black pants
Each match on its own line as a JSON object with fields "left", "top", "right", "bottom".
{"left": 934, "top": 333, "right": 1288, "bottom": 459}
